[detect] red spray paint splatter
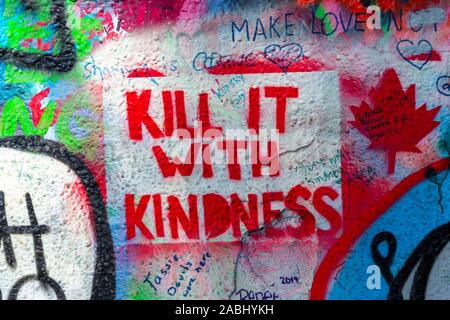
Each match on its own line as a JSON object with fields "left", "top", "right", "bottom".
{"left": 113, "top": 0, "right": 185, "bottom": 32}
{"left": 29, "top": 88, "right": 61, "bottom": 127}
{"left": 296, "top": 0, "right": 441, "bottom": 13}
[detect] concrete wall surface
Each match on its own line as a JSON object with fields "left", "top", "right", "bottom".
{"left": 0, "top": 0, "right": 448, "bottom": 300}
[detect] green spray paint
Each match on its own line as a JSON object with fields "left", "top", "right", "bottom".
{"left": 1, "top": 0, "right": 105, "bottom": 163}
{"left": 315, "top": 5, "right": 335, "bottom": 37}
{"left": 0, "top": 96, "right": 57, "bottom": 137}
{"left": 129, "top": 278, "right": 162, "bottom": 300}
{"left": 56, "top": 90, "right": 100, "bottom": 161}
{"left": 0, "top": 91, "right": 100, "bottom": 161}
{"left": 3, "top": 0, "right": 102, "bottom": 85}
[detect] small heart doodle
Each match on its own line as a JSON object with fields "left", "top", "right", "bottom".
{"left": 396, "top": 39, "right": 432, "bottom": 70}
{"left": 264, "top": 43, "right": 303, "bottom": 72}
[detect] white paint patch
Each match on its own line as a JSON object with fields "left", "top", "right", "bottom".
{"left": 103, "top": 70, "right": 342, "bottom": 244}
{"left": 0, "top": 148, "right": 95, "bottom": 300}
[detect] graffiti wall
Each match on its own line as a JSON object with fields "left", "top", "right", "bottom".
{"left": 0, "top": 0, "right": 448, "bottom": 300}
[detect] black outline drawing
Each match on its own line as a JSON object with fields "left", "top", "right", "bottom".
{"left": 3, "top": 192, "right": 65, "bottom": 300}
{"left": 372, "top": 225, "right": 450, "bottom": 300}
{"left": 436, "top": 75, "right": 450, "bottom": 97}
{"left": 263, "top": 43, "right": 303, "bottom": 73}
{"left": 0, "top": 0, "right": 77, "bottom": 72}
{"left": 396, "top": 39, "right": 432, "bottom": 70}
{"left": 0, "top": 135, "right": 115, "bottom": 300}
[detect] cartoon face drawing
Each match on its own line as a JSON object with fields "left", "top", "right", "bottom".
{"left": 0, "top": 136, "right": 115, "bottom": 300}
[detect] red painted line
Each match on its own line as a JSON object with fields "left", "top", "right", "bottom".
{"left": 310, "top": 157, "right": 450, "bottom": 300}
{"left": 208, "top": 57, "right": 328, "bottom": 75}
{"left": 127, "top": 57, "right": 328, "bottom": 78}
{"left": 128, "top": 68, "right": 166, "bottom": 78}
{"left": 406, "top": 51, "right": 442, "bottom": 61}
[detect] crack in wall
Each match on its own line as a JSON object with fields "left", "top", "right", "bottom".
{"left": 426, "top": 143, "right": 450, "bottom": 216}
{"left": 228, "top": 209, "right": 299, "bottom": 300}
{"left": 279, "top": 139, "right": 314, "bottom": 157}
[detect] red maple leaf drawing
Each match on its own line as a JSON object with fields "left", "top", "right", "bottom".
{"left": 350, "top": 68, "right": 441, "bottom": 174}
